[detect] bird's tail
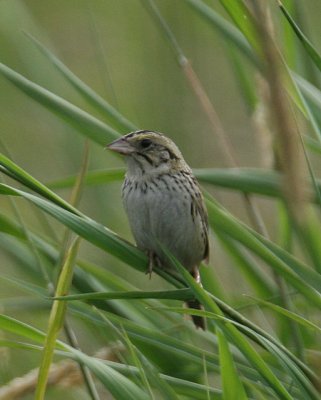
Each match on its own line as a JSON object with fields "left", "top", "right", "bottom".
{"left": 186, "top": 267, "right": 206, "bottom": 330}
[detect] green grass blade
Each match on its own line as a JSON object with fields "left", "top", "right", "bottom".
{"left": 305, "top": 135, "right": 321, "bottom": 155}
{"left": 281, "top": 0, "right": 296, "bottom": 69}
{"left": 98, "top": 310, "right": 180, "bottom": 400}
{"left": 0, "top": 214, "right": 177, "bottom": 326}
{"left": 278, "top": 1, "right": 321, "bottom": 72}
{"left": 0, "top": 314, "right": 48, "bottom": 345}
{"left": 70, "top": 350, "right": 150, "bottom": 400}
{"left": 2, "top": 180, "right": 321, "bottom": 307}
{"left": 196, "top": 168, "right": 282, "bottom": 197}
{"left": 217, "top": 328, "right": 248, "bottom": 400}
{"left": 0, "top": 182, "right": 147, "bottom": 272}
{"left": 35, "top": 237, "right": 80, "bottom": 400}
{"left": 294, "top": 74, "right": 321, "bottom": 142}
{"left": 0, "top": 62, "right": 119, "bottom": 146}
{"left": 184, "top": 0, "right": 258, "bottom": 67}
{"left": 0, "top": 339, "right": 222, "bottom": 400}
{"left": 160, "top": 306, "right": 319, "bottom": 399}
{"left": 3, "top": 170, "right": 321, "bottom": 303}
{"left": 249, "top": 223, "right": 321, "bottom": 292}
{"left": 166, "top": 253, "right": 293, "bottom": 400}
{"left": 0, "top": 313, "right": 150, "bottom": 400}
{"left": 206, "top": 198, "right": 321, "bottom": 303}
{"left": 186, "top": 0, "right": 307, "bottom": 117}
{"left": 217, "top": 233, "right": 275, "bottom": 298}
{"left": 0, "top": 152, "right": 79, "bottom": 214}
{"left": 247, "top": 296, "right": 321, "bottom": 334}
{"left": 102, "top": 360, "right": 223, "bottom": 399}
{"left": 54, "top": 288, "right": 193, "bottom": 302}
{"left": 47, "top": 166, "right": 321, "bottom": 208}
{"left": 0, "top": 189, "right": 315, "bottom": 388}
{"left": 219, "top": 0, "right": 258, "bottom": 52}
{"left": 0, "top": 274, "right": 47, "bottom": 298}
{"left": 47, "top": 168, "right": 125, "bottom": 189}
{"left": 4, "top": 226, "right": 311, "bottom": 390}
{"left": 25, "top": 33, "right": 137, "bottom": 132}
{"left": 227, "top": 47, "right": 257, "bottom": 113}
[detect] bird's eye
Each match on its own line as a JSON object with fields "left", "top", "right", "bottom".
{"left": 140, "top": 139, "right": 152, "bottom": 148}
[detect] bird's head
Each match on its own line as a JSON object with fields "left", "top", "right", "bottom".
{"left": 107, "top": 130, "right": 188, "bottom": 178}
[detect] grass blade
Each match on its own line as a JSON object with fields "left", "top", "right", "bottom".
{"left": 219, "top": 0, "right": 258, "bottom": 52}
{"left": 35, "top": 237, "right": 80, "bottom": 400}
{"left": 184, "top": 0, "right": 258, "bottom": 67}
{"left": 47, "top": 168, "right": 125, "bottom": 190}
{"left": 205, "top": 197, "right": 321, "bottom": 306}
{"left": 25, "top": 33, "right": 137, "bottom": 132}
{"left": 278, "top": 0, "right": 321, "bottom": 72}
{"left": 54, "top": 288, "right": 193, "bottom": 302}
{"left": 217, "top": 328, "right": 248, "bottom": 399}
{"left": 0, "top": 182, "right": 147, "bottom": 272}
{"left": 0, "top": 62, "right": 119, "bottom": 146}
{"left": 166, "top": 252, "right": 293, "bottom": 400}
{"left": 247, "top": 296, "right": 321, "bottom": 334}
{"left": 0, "top": 152, "right": 78, "bottom": 214}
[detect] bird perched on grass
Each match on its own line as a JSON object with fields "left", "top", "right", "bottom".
{"left": 107, "top": 130, "right": 209, "bottom": 329}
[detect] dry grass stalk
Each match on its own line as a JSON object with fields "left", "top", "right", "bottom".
{"left": 251, "top": 1, "right": 307, "bottom": 223}
{"left": 0, "top": 347, "right": 122, "bottom": 400}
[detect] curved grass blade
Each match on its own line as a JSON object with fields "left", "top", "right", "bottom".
{"left": 0, "top": 62, "right": 119, "bottom": 146}
{"left": 0, "top": 182, "right": 147, "bottom": 272}
{"left": 70, "top": 350, "right": 150, "bottom": 400}
{"left": 0, "top": 152, "right": 79, "bottom": 214}
{"left": 293, "top": 74, "right": 321, "bottom": 142}
{"left": 0, "top": 314, "right": 150, "bottom": 400}
{"left": 107, "top": 361, "right": 223, "bottom": 400}
{"left": 205, "top": 198, "right": 321, "bottom": 305}
{"left": 217, "top": 233, "right": 275, "bottom": 298}
{"left": 97, "top": 309, "right": 180, "bottom": 400}
{"left": 248, "top": 221, "right": 321, "bottom": 292}
{"left": 184, "top": 0, "right": 258, "bottom": 67}
{"left": 0, "top": 185, "right": 315, "bottom": 383}
{"left": 25, "top": 33, "right": 137, "bottom": 132}
{"left": 0, "top": 182, "right": 187, "bottom": 288}
{"left": 219, "top": 0, "right": 258, "bottom": 52}
{"left": 185, "top": 0, "right": 307, "bottom": 117}
{"left": 0, "top": 314, "right": 50, "bottom": 346}
{"left": 157, "top": 306, "right": 319, "bottom": 399}
{"left": 278, "top": 1, "right": 321, "bottom": 72}
{"left": 47, "top": 166, "right": 321, "bottom": 208}
{"left": 75, "top": 299, "right": 314, "bottom": 395}
{"left": 2, "top": 179, "right": 321, "bottom": 307}
{"left": 72, "top": 303, "right": 253, "bottom": 379}
{"left": 54, "top": 288, "right": 193, "bottom": 302}
{"left": 247, "top": 296, "right": 321, "bottom": 334}
{"left": 0, "top": 339, "right": 223, "bottom": 400}
{"left": 0, "top": 214, "right": 179, "bottom": 327}
{"left": 166, "top": 252, "right": 293, "bottom": 400}
{"left": 2, "top": 224, "right": 313, "bottom": 390}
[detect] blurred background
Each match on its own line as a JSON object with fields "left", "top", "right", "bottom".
{"left": 1, "top": 0, "right": 321, "bottom": 398}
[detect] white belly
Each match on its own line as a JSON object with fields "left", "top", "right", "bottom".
{"left": 122, "top": 176, "right": 205, "bottom": 270}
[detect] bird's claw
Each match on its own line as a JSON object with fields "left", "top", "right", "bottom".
{"left": 146, "top": 251, "right": 154, "bottom": 280}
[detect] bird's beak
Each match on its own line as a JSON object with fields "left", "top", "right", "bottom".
{"left": 106, "top": 137, "right": 135, "bottom": 155}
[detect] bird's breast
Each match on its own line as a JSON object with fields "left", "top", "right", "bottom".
{"left": 122, "top": 174, "right": 206, "bottom": 270}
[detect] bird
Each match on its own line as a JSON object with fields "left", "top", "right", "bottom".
{"left": 107, "top": 130, "right": 209, "bottom": 329}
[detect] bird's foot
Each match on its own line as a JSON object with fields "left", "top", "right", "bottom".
{"left": 146, "top": 251, "right": 161, "bottom": 279}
